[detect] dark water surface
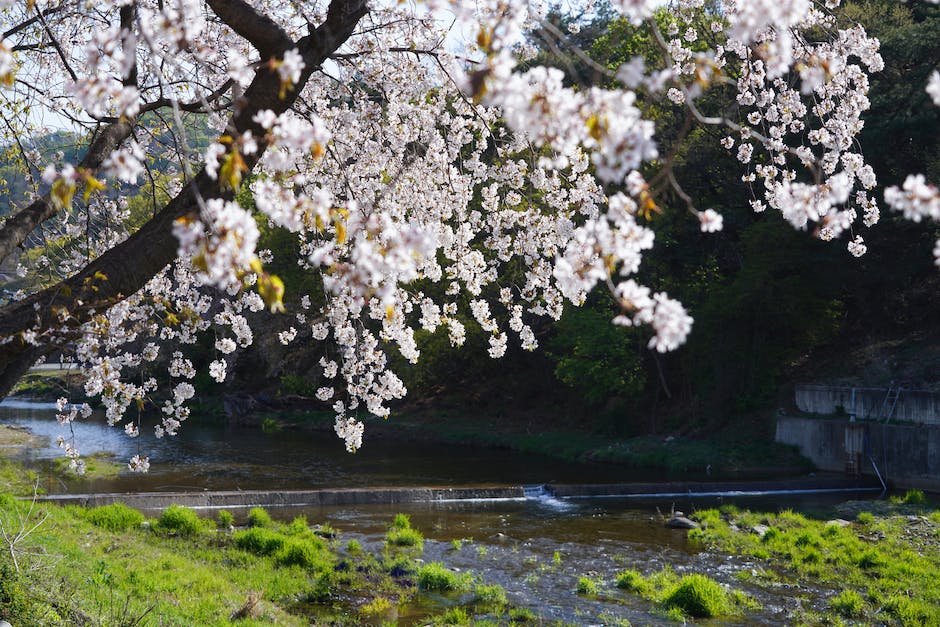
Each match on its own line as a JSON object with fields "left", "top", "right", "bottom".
{"left": 1, "top": 399, "right": 655, "bottom": 493}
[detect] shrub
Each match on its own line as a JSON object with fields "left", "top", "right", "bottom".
{"left": 247, "top": 507, "right": 273, "bottom": 528}
{"left": 417, "top": 562, "right": 470, "bottom": 592}
{"left": 615, "top": 570, "right": 651, "bottom": 595}
{"left": 233, "top": 527, "right": 285, "bottom": 555}
{"left": 830, "top": 589, "right": 865, "bottom": 618}
{"left": 85, "top": 503, "right": 144, "bottom": 532}
{"left": 856, "top": 511, "right": 875, "bottom": 525}
{"left": 576, "top": 576, "right": 598, "bottom": 596}
{"left": 663, "top": 574, "right": 732, "bottom": 618}
{"left": 345, "top": 539, "right": 362, "bottom": 555}
{"left": 155, "top": 505, "right": 204, "bottom": 536}
{"left": 392, "top": 513, "right": 411, "bottom": 529}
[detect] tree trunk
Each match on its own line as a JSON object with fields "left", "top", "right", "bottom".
{"left": 0, "top": 0, "right": 368, "bottom": 400}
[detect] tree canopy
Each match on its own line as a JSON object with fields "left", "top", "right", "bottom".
{"left": 0, "top": 0, "right": 938, "bottom": 470}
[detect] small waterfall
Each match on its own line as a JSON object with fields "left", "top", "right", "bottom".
{"left": 523, "top": 485, "right": 573, "bottom": 510}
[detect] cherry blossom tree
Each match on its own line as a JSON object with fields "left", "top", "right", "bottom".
{"left": 0, "top": 0, "right": 936, "bottom": 471}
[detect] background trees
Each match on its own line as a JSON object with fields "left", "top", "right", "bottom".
{"left": 0, "top": 0, "right": 938, "bottom": 464}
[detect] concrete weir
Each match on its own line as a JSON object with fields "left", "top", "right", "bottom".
{"left": 37, "top": 486, "right": 528, "bottom": 512}
{"left": 549, "top": 476, "right": 883, "bottom": 499}
{"left": 35, "top": 477, "right": 884, "bottom": 513}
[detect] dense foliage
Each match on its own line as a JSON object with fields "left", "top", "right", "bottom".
{"left": 0, "top": 0, "right": 938, "bottom": 468}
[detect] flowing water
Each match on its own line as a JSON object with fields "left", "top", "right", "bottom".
{"left": 1, "top": 399, "right": 865, "bottom": 625}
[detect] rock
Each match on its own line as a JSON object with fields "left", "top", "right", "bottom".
{"left": 666, "top": 516, "right": 699, "bottom": 529}
{"left": 0, "top": 620, "right": 12, "bottom": 627}
{"left": 223, "top": 392, "right": 259, "bottom": 420}
{"left": 751, "top": 524, "right": 770, "bottom": 537}
{"left": 826, "top": 519, "right": 852, "bottom": 527}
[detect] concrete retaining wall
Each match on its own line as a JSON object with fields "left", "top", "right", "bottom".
{"left": 795, "top": 385, "right": 940, "bottom": 425}
{"left": 776, "top": 416, "right": 940, "bottom": 492}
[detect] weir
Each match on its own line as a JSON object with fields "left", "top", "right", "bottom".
{"left": 34, "top": 476, "right": 884, "bottom": 512}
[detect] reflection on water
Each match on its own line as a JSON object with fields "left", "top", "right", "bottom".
{"left": 0, "top": 399, "right": 646, "bottom": 494}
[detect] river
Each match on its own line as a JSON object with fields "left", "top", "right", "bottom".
{"left": 1, "top": 398, "right": 872, "bottom": 625}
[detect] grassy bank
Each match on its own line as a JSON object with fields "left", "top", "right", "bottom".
{"left": 0, "top": 496, "right": 537, "bottom": 626}
{"left": 687, "top": 494, "right": 940, "bottom": 625}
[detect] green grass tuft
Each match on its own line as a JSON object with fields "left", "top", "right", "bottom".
{"left": 576, "top": 576, "right": 599, "bottom": 596}
{"left": 247, "top": 506, "right": 274, "bottom": 528}
{"left": 473, "top": 582, "right": 508, "bottom": 607}
{"left": 615, "top": 569, "right": 652, "bottom": 595}
{"left": 830, "top": 589, "right": 866, "bottom": 618}
{"left": 154, "top": 505, "right": 205, "bottom": 536}
{"left": 84, "top": 503, "right": 144, "bottom": 532}
{"left": 385, "top": 526, "right": 423, "bottom": 551}
{"left": 216, "top": 510, "right": 234, "bottom": 529}
{"left": 417, "top": 562, "right": 471, "bottom": 592}
{"left": 662, "top": 574, "right": 732, "bottom": 618}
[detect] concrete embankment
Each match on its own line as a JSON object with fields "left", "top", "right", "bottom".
{"left": 777, "top": 416, "right": 940, "bottom": 492}
{"left": 795, "top": 385, "right": 940, "bottom": 425}
{"left": 36, "top": 477, "right": 884, "bottom": 513}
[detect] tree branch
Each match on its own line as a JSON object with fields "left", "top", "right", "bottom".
{"left": 205, "top": 0, "right": 293, "bottom": 58}
{"left": 0, "top": 118, "right": 136, "bottom": 265}
{"left": 0, "top": 0, "right": 370, "bottom": 399}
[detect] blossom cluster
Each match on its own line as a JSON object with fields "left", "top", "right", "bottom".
{"left": 1, "top": 0, "right": 938, "bottom": 470}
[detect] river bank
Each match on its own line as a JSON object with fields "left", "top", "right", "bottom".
{"left": 1, "top": 450, "right": 937, "bottom": 626}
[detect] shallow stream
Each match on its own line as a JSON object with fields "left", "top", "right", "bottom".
{"left": 1, "top": 399, "right": 862, "bottom": 624}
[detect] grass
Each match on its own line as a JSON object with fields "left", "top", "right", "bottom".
{"left": 384, "top": 513, "right": 424, "bottom": 552}
{"left": 247, "top": 506, "right": 274, "bottom": 528}
{"left": 473, "top": 582, "right": 508, "bottom": 608}
{"left": 615, "top": 569, "right": 652, "bottom": 595}
{"left": 417, "top": 562, "right": 472, "bottom": 592}
{"left": 0, "top": 493, "right": 538, "bottom": 626}
{"left": 662, "top": 574, "right": 732, "bottom": 618}
{"left": 830, "top": 589, "right": 866, "bottom": 618}
{"left": 576, "top": 576, "right": 599, "bottom": 596}
{"left": 689, "top": 504, "right": 940, "bottom": 625}
{"left": 610, "top": 566, "right": 753, "bottom": 619}
{"left": 891, "top": 488, "right": 928, "bottom": 505}
{"left": 154, "top": 504, "right": 207, "bottom": 536}
{"left": 83, "top": 502, "right": 145, "bottom": 532}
